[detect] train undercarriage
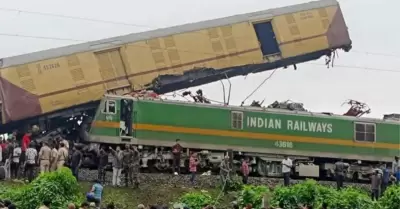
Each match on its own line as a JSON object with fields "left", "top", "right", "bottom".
{"left": 79, "top": 140, "right": 378, "bottom": 183}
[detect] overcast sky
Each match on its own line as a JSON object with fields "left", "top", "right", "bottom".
{"left": 1, "top": 0, "right": 399, "bottom": 119}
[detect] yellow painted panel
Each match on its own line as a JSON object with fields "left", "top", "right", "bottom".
{"left": 273, "top": 6, "right": 338, "bottom": 44}
{"left": 231, "top": 22, "right": 260, "bottom": 52}
{"left": 123, "top": 22, "right": 263, "bottom": 90}
{"left": 122, "top": 42, "right": 157, "bottom": 89}
{"left": 39, "top": 84, "right": 104, "bottom": 113}
{"left": 280, "top": 36, "right": 329, "bottom": 58}
{"left": 75, "top": 52, "right": 104, "bottom": 84}
{"left": 124, "top": 42, "right": 157, "bottom": 73}
{"left": 174, "top": 30, "right": 216, "bottom": 67}
{"left": 0, "top": 67, "right": 25, "bottom": 91}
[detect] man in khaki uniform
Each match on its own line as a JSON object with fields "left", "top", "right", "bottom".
{"left": 39, "top": 142, "right": 51, "bottom": 173}
{"left": 57, "top": 142, "right": 68, "bottom": 170}
{"left": 61, "top": 138, "right": 69, "bottom": 150}
{"left": 50, "top": 143, "right": 58, "bottom": 171}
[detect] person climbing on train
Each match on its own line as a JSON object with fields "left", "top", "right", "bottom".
{"left": 172, "top": 139, "right": 182, "bottom": 175}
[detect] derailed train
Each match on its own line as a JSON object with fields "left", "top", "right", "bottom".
{"left": 85, "top": 94, "right": 399, "bottom": 181}
{"left": 0, "top": 0, "right": 351, "bottom": 134}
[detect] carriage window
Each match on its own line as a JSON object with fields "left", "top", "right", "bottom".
{"left": 231, "top": 111, "right": 243, "bottom": 129}
{"left": 102, "top": 100, "right": 116, "bottom": 114}
{"left": 354, "top": 122, "right": 375, "bottom": 142}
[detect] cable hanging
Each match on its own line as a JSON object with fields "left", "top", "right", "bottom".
{"left": 240, "top": 68, "right": 279, "bottom": 106}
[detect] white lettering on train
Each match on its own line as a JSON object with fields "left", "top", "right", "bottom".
{"left": 246, "top": 116, "right": 333, "bottom": 133}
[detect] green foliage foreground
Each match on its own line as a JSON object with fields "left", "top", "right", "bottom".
{"left": 0, "top": 170, "right": 400, "bottom": 209}
{"left": 0, "top": 168, "right": 83, "bottom": 209}
{"left": 178, "top": 179, "right": 400, "bottom": 209}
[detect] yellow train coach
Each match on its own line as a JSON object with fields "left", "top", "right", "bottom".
{"left": 0, "top": 0, "right": 351, "bottom": 127}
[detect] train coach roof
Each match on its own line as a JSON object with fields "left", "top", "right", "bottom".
{"left": 0, "top": 0, "right": 338, "bottom": 69}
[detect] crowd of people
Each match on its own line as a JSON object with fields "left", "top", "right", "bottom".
{"left": 0, "top": 130, "right": 70, "bottom": 182}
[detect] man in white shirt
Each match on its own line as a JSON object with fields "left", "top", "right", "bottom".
{"left": 393, "top": 156, "right": 400, "bottom": 184}
{"left": 281, "top": 156, "right": 292, "bottom": 186}
{"left": 11, "top": 143, "right": 21, "bottom": 179}
{"left": 25, "top": 143, "right": 38, "bottom": 182}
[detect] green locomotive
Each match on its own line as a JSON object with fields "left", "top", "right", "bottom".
{"left": 87, "top": 94, "right": 399, "bottom": 181}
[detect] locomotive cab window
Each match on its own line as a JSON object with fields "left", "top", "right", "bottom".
{"left": 354, "top": 122, "right": 376, "bottom": 142}
{"left": 231, "top": 111, "right": 243, "bottom": 129}
{"left": 102, "top": 100, "right": 116, "bottom": 114}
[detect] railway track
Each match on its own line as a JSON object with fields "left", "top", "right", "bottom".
{"left": 78, "top": 169, "right": 372, "bottom": 191}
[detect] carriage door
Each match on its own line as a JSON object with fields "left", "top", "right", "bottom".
{"left": 95, "top": 49, "right": 132, "bottom": 95}
{"left": 253, "top": 21, "right": 281, "bottom": 58}
{"left": 120, "top": 99, "right": 133, "bottom": 138}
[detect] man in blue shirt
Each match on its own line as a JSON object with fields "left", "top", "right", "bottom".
{"left": 381, "top": 163, "right": 390, "bottom": 195}
{"left": 89, "top": 179, "right": 103, "bottom": 208}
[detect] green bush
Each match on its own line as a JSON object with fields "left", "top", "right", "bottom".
{"left": 176, "top": 191, "right": 214, "bottom": 209}
{"left": 269, "top": 180, "right": 400, "bottom": 209}
{"left": 237, "top": 185, "right": 269, "bottom": 209}
{"left": 223, "top": 175, "right": 243, "bottom": 192}
{"left": 327, "top": 187, "right": 374, "bottom": 209}
{"left": 0, "top": 168, "right": 83, "bottom": 209}
{"left": 271, "top": 179, "right": 337, "bottom": 208}
{"left": 379, "top": 184, "right": 400, "bottom": 209}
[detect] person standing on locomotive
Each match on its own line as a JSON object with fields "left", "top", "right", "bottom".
{"left": 172, "top": 139, "right": 183, "bottom": 175}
